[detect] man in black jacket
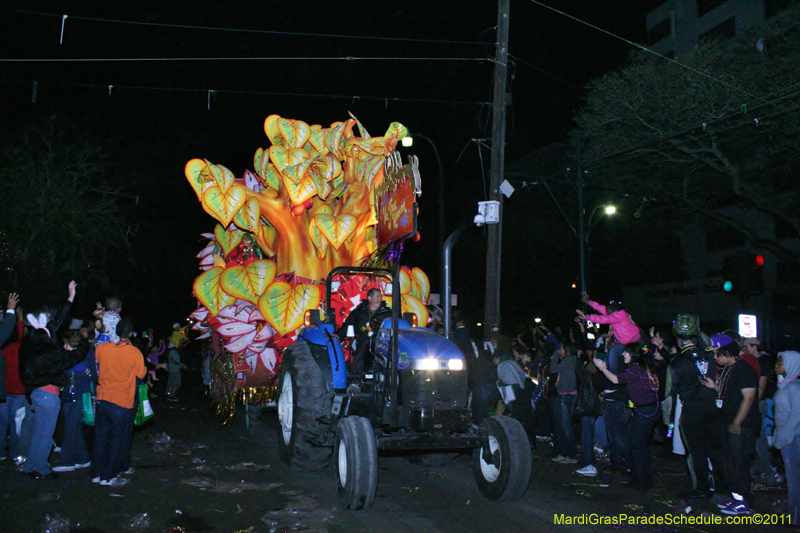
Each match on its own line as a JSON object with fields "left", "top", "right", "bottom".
{"left": 336, "top": 288, "right": 390, "bottom": 374}
{"left": 20, "top": 281, "right": 91, "bottom": 479}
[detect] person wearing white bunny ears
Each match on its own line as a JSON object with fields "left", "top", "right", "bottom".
{"left": 19, "top": 281, "right": 91, "bottom": 479}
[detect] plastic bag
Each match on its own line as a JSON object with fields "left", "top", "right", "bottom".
{"left": 81, "top": 383, "right": 96, "bottom": 427}
{"left": 134, "top": 384, "right": 154, "bottom": 426}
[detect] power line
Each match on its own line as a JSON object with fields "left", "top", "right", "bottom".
{"left": 508, "top": 54, "right": 579, "bottom": 89}
{"left": 0, "top": 56, "right": 488, "bottom": 63}
{"left": 1, "top": 8, "right": 494, "bottom": 47}
{"left": 5, "top": 78, "right": 490, "bottom": 107}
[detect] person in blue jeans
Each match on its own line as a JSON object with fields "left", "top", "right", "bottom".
{"left": 575, "top": 354, "right": 605, "bottom": 476}
{"left": 20, "top": 281, "right": 89, "bottom": 479}
{"left": 53, "top": 339, "right": 97, "bottom": 472}
{"left": 550, "top": 341, "right": 578, "bottom": 464}
{"left": 595, "top": 343, "right": 661, "bottom": 491}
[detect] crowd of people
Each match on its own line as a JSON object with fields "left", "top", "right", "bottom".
{"left": 453, "top": 293, "right": 799, "bottom": 522}
{"left": 0, "top": 283, "right": 190, "bottom": 487}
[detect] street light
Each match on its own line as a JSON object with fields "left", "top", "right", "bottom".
{"left": 579, "top": 204, "right": 616, "bottom": 297}
{"left": 402, "top": 134, "right": 447, "bottom": 317}
{"left": 400, "top": 134, "right": 445, "bottom": 256}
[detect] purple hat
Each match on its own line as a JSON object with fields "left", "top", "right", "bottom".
{"left": 706, "top": 333, "right": 735, "bottom": 351}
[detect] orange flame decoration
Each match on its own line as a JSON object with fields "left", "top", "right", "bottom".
{"left": 186, "top": 114, "right": 431, "bottom": 387}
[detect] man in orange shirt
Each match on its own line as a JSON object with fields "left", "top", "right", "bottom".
{"left": 90, "top": 318, "right": 146, "bottom": 487}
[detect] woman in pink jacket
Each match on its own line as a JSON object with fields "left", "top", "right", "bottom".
{"left": 576, "top": 292, "right": 641, "bottom": 347}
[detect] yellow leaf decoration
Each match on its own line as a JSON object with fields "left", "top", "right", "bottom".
{"left": 385, "top": 122, "right": 408, "bottom": 140}
{"left": 257, "top": 222, "right": 277, "bottom": 257}
{"left": 220, "top": 260, "right": 277, "bottom": 305}
{"left": 254, "top": 148, "right": 264, "bottom": 178}
{"left": 214, "top": 224, "right": 245, "bottom": 257}
{"left": 345, "top": 137, "right": 386, "bottom": 158}
{"left": 263, "top": 114, "right": 285, "bottom": 146}
{"left": 399, "top": 267, "right": 413, "bottom": 295}
{"left": 194, "top": 267, "right": 237, "bottom": 317}
{"left": 277, "top": 118, "right": 311, "bottom": 149}
{"left": 208, "top": 162, "right": 235, "bottom": 193}
{"left": 283, "top": 174, "right": 318, "bottom": 206}
{"left": 314, "top": 153, "right": 343, "bottom": 182}
{"left": 282, "top": 159, "right": 314, "bottom": 186}
{"left": 233, "top": 196, "right": 261, "bottom": 233}
{"left": 324, "top": 122, "right": 346, "bottom": 159}
{"left": 314, "top": 213, "right": 356, "bottom": 250}
{"left": 308, "top": 205, "right": 332, "bottom": 259}
{"left": 410, "top": 267, "right": 431, "bottom": 304}
{"left": 269, "top": 145, "right": 308, "bottom": 173}
{"left": 260, "top": 159, "right": 281, "bottom": 191}
{"left": 308, "top": 126, "right": 328, "bottom": 155}
{"left": 356, "top": 155, "right": 385, "bottom": 189}
{"left": 258, "top": 282, "right": 322, "bottom": 336}
{"left": 402, "top": 294, "right": 429, "bottom": 327}
{"left": 184, "top": 158, "right": 215, "bottom": 202}
{"left": 309, "top": 167, "right": 333, "bottom": 200}
{"left": 202, "top": 185, "right": 247, "bottom": 227}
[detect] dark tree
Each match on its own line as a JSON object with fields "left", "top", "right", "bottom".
{"left": 0, "top": 115, "right": 135, "bottom": 308}
{"left": 575, "top": 5, "right": 800, "bottom": 262}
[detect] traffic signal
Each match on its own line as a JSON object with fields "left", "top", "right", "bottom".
{"left": 723, "top": 253, "right": 764, "bottom": 295}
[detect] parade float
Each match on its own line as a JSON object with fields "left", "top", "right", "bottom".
{"left": 185, "top": 114, "right": 431, "bottom": 423}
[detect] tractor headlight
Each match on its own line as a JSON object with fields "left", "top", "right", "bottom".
{"left": 414, "top": 358, "right": 438, "bottom": 371}
{"left": 447, "top": 359, "right": 464, "bottom": 371}
{"left": 410, "top": 358, "right": 465, "bottom": 370}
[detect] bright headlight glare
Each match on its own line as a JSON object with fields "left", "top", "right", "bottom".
{"left": 416, "top": 358, "right": 438, "bottom": 371}
{"left": 448, "top": 359, "right": 464, "bottom": 371}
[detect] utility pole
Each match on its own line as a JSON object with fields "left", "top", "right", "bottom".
{"left": 484, "top": 0, "right": 510, "bottom": 341}
{"left": 576, "top": 130, "right": 586, "bottom": 302}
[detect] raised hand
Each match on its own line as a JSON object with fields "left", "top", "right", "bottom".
{"left": 7, "top": 292, "right": 20, "bottom": 310}
{"left": 68, "top": 281, "right": 77, "bottom": 302}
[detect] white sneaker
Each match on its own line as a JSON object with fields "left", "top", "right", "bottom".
{"left": 52, "top": 465, "right": 76, "bottom": 472}
{"left": 100, "top": 477, "right": 129, "bottom": 487}
{"left": 75, "top": 462, "right": 91, "bottom": 469}
{"left": 551, "top": 455, "right": 566, "bottom": 462}
{"left": 576, "top": 465, "right": 598, "bottom": 477}
{"left": 560, "top": 456, "right": 578, "bottom": 464}
{"left": 91, "top": 477, "right": 101, "bottom": 483}
{"left": 121, "top": 467, "right": 135, "bottom": 475}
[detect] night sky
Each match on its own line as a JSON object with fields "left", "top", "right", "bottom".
{"left": 0, "top": 1, "right": 665, "bottom": 335}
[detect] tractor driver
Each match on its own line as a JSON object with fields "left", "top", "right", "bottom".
{"left": 337, "top": 288, "right": 390, "bottom": 374}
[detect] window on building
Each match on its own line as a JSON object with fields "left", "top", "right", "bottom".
{"left": 697, "top": 0, "right": 728, "bottom": 17}
{"left": 700, "top": 16, "right": 736, "bottom": 42}
{"left": 648, "top": 17, "right": 672, "bottom": 44}
{"left": 706, "top": 226, "right": 745, "bottom": 251}
{"left": 777, "top": 261, "right": 800, "bottom": 285}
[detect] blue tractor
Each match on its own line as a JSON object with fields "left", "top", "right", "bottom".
{"left": 277, "top": 264, "right": 532, "bottom": 510}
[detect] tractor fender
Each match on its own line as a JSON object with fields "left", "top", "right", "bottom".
{"left": 298, "top": 323, "right": 348, "bottom": 391}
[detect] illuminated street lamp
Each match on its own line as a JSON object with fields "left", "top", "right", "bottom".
{"left": 402, "top": 134, "right": 446, "bottom": 303}
{"left": 579, "top": 203, "right": 616, "bottom": 296}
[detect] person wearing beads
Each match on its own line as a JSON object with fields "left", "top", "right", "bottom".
{"left": 594, "top": 343, "right": 660, "bottom": 491}
{"left": 701, "top": 334, "right": 761, "bottom": 516}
